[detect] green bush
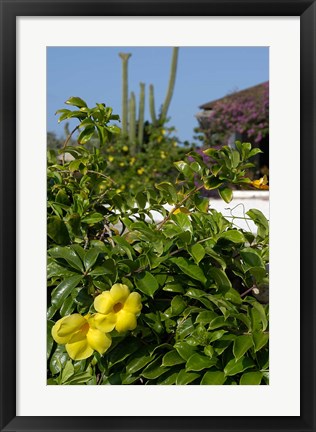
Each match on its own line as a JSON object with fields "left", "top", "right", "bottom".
{"left": 47, "top": 98, "right": 269, "bottom": 385}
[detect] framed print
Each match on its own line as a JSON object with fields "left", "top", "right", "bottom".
{"left": 1, "top": 0, "right": 315, "bottom": 431}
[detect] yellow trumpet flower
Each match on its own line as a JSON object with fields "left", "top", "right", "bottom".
{"left": 52, "top": 313, "right": 112, "bottom": 361}
{"left": 94, "top": 284, "right": 142, "bottom": 333}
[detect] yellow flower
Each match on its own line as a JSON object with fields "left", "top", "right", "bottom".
{"left": 130, "top": 157, "right": 136, "bottom": 166}
{"left": 160, "top": 151, "right": 166, "bottom": 159}
{"left": 119, "top": 162, "right": 125, "bottom": 167}
{"left": 94, "top": 284, "right": 142, "bottom": 333}
{"left": 52, "top": 313, "right": 112, "bottom": 361}
{"left": 122, "top": 145, "right": 129, "bottom": 152}
{"left": 161, "top": 129, "right": 166, "bottom": 135}
{"left": 108, "top": 156, "right": 114, "bottom": 162}
{"left": 137, "top": 167, "right": 145, "bottom": 175}
{"left": 251, "top": 175, "right": 269, "bottom": 190}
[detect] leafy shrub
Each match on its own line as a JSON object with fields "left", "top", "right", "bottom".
{"left": 47, "top": 98, "right": 269, "bottom": 385}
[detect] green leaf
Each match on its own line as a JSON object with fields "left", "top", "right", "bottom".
{"left": 108, "top": 338, "right": 141, "bottom": 367}
{"left": 170, "top": 257, "right": 206, "bottom": 284}
{"left": 204, "top": 176, "right": 224, "bottom": 190}
{"left": 81, "top": 212, "right": 104, "bottom": 225}
{"left": 78, "top": 125, "right": 95, "bottom": 144}
{"left": 60, "top": 295, "right": 75, "bottom": 317}
{"left": 174, "top": 161, "right": 194, "bottom": 179}
{"left": 218, "top": 187, "right": 233, "bottom": 203}
{"left": 158, "top": 372, "right": 179, "bottom": 385}
{"left": 201, "top": 370, "right": 226, "bottom": 385}
{"left": 240, "top": 248, "right": 263, "bottom": 267}
{"left": 174, "top": 342, "right": 197, "bottom": 361}
{"left": 253, "top": 331, "right": 269, "bottom": 352}
{"left": 49, "top": 345, "right": 68, "bottom": 375}
{"left": 233, "top": 335, "right": 253, "bottom": 361}
{"left": 196, "top": 311, "right": 218, "bottom": 325}
{"left": 186, "top": 353, "right": 215, "bottom": 372}
{"left": 189, "top": 243, "right": 205, "bottom": 264}
{"left": 240, "top": 371, "right": 262, "bottom": 385}
{"left": 47, "top": 320, "right": 55, "bottom": 360}
{"left": 224, "top": 356, "right": 255, "bottom": 376}
{"left": 246, "top": 209, "right": 269, "bottom": 238}
{"left": 49, "top": 246, "right": 84, "bottom": 272}
{"left": 170, "top": 295, "right": 187, "bottom": 316}
{"left": 134, "top": 272, "right": 159, "bottom": 298}
{"left": 51, "top": 274, "right": 83, "bottom": 310}
{"left": 105, "top": 125, "right": 121, "bottom": 134}
{"left": 247, "top": 299, "right": 268, "bottom": 331}
{"left": 248, "top": 148, "right": 263, "bottom": 158}
{"left": 47, "top": 217, "right": 70, "bottom": 245}
{"left": 65, "top": 96, "right": 87, "bottom": 108}
{"left": 176, "top": 369, "right": 200, "bottom": 385}
{"left": 162, "top": 350, "right": 185, "bottom": 367}
{"left": 155, "top": 182, "right": 178, "bottom": 203}
{"left": 47, "top": 259, "right": 77, "bottom": 279}
{"left": 126, "top": 355, "right": 154, "bottom": 374}
{"left": 218, "top": 230, "right": 245, "bottom": 243}
{"left": 141, "top": 358, "right": 168, "bottom": 379}
{"left": 224, "top": 288, "right": 242, "bottom": 305}
{"left": 231, "top": 149, "right": 240, "bottom": 168}
{"left": 84, "top": 248, "right": 100, "bottom": 272}
{"left": 172, "top": 212, "right": 193, "bottom": 234}
{"left": 208, "top": 267, "right": 232, "bottom": 292}
{"left": 61, "top": 360, "right": 75, "bottom": 384}
{"left": 65, "top": 371, "right": 93, "bottom": 385}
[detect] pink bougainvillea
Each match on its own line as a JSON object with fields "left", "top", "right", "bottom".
{"left": 197, "top": 82, "right": 269, "bottom": 146}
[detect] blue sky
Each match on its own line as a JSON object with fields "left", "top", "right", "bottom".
{"left": 47, "top": 47, "right": 268, "bottom": 143}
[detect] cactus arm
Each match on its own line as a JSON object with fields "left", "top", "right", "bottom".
{"left": 149, "top": 84, "right": 157, "bottom": 126}
{"left": 138, "top": 82, "right": 145, "bottom": 147}
{"left": 161, "top": 47, "right": 179, "bottom": 122}
{"left": 129, "top": 92, "right": 136, "bottom": 154}
{"left": 119, "top": 53, "right": 132, "bottom": 136}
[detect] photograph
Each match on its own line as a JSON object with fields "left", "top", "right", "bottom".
{"left": 47, "top": 46, "right": 270, "bottom": 385}
{"left": 1, "top": 1, "right": 315, "bottom": 430}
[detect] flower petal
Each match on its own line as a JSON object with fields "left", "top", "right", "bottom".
{"left": 86, "top": 328, "right": 112, "bottom": 355}
{"left": 65, "top": 338, "right": 94, "bottom": 361}
{"left": 93, "top": 312, "right": 117, "bottom": 333}
{"left": 51, "top": 317, "right": 70, "bottom": 344}
{"left": 110, "top": 284, "right": 130, "bottom": 304}
{"left": 123, "top": 292, "right": 142, "bottom": 314}
{"left": 57, "top": 314, "right": 87, "bottom": 336}
{"left": 51, "top": 314, "right": 86, "bottom": 344}
{"left": 94, "top": 291, "right": 114, "bottom": 314}
{"left": 115, "top": 310, "right": 137, "bottom": 333}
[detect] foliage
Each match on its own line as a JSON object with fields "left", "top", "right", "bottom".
{"left": 196, "top": 82, "right": 269, "bottom": 147}
{"left": 47, "top": 98, "right": 269, "bottom": 385}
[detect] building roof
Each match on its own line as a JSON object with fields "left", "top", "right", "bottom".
{"left": 199, "top": 81, "right": 269, "bottom": 110}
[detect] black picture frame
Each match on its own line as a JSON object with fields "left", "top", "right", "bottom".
{"left": 1, "top": 1, "right": 315, "bottom": 431}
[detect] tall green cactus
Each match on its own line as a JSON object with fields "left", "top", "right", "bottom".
{"left": 129, "top": 92, "right": 136, "bottom": 154}
{"left": 119, "top": 53, "right": 132, "bottom": 136}
{"left": 161, "top": 47, "right": 179, "bottom": 121}
{"left": 138, "top": 83, "right": 145, "bottom": 146}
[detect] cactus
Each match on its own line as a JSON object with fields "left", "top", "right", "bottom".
{"left": 119, "top": 53, "right": 132, "bottom": 136}
{"left": 138, "top": 83, "right": 145, "bottom": 146}
{"left": 129, "top": 92, "right": 136, "bottom": 154}
{"left": 161, "top": 47, "right": 179, "bottom": 122}
{"left": 149, "top": 84, "right": 157, "bottom": 126}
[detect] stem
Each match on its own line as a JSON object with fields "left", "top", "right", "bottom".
{"left": 157, "top": 184, "right": 204, "bottom": 230}
{"left": 61, "top": 125, "right": 80, "bottom": 164}
{"left": 240, "top": 286, "right": 256, "bottom": 298}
